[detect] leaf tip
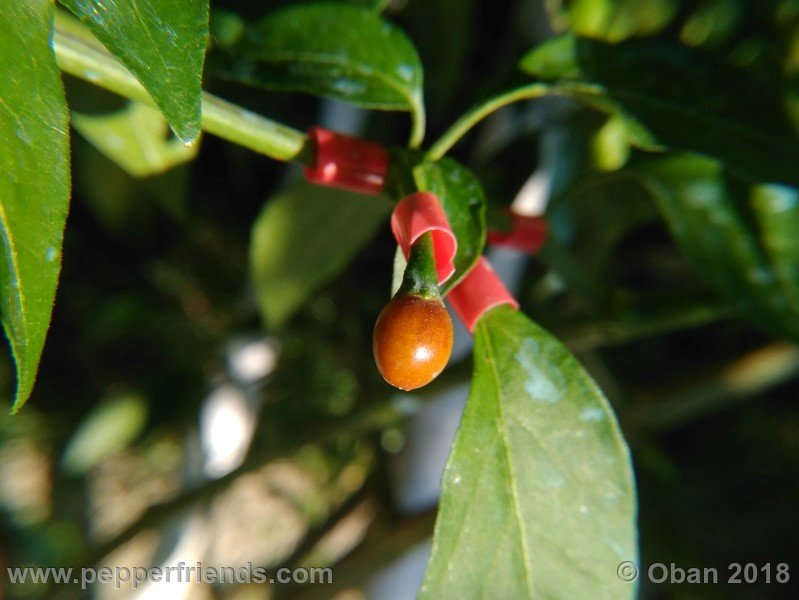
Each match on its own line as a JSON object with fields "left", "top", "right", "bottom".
{"left": 520, "top": 34, "right": 579, "bottom": 80}
{"left": 9, "top": 369, "right": 34, "bottom": 415}
{"left": 172, "top": 120, "right": 202, "bottom": 146}
{"left": 10, "top": 387, "right": 30, "bottom": 415}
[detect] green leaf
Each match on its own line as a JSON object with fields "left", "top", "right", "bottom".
{"left": 413, "top": 158, "right": 486, "bottom": 293}
{"left": 545, "top": 171, "right": 657, "bottom": 303}
{"left": 402, "top": 0, "right": 475, "bottom": 120}
{"left": 222, "top": 2, "right": 425, "bottom": 144}
{"left": 73, "top": 133, "right": 192, "bottom": 229}
{"left": 641, "top": 154, "right": 799, "bottom": 340}
{"left": 750, "top": 185, "right": 799, "bottom": 310}
{"left": 71, "top": 102, "right": 200, "bottom": 177}
{"left": 61, "top": 391, "right": 148, "bottom": 475}
{"left": 343, "top": 0, "right": 391, "bottom": 10}
{"left": 679, "top": 0, "right": 744, "bottom": 49}
{"left": 251, "top": 182, "right": 391, "bottom": 329}
{"left": 421, "top": 305, "right": 637, "bottom": 598}
{"left": 520, "top": 36, "right": 799, "bottom": 185}
{"left": 521, "top": 34, "right": 583, "bottom": 80}
{"left": 60, "top": 0, "right": 210, "bottom": 143}
{"left": 547, "top": 0, "right": 678, "bottom": 42}
{"left": 390, "top": 246, "right": 406, "bottom": 297}
{"left": 591, "top": 114, "right": 631, "bottom": 172}
{"left": 0, "top": 0, "right": 71, "bottom": 410}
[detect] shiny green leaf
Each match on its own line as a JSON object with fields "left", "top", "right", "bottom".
{"left": 521, "top": 36, "right": 799, "bottom": 185}
{"left": 413, "top": 158, "right": 486, "bottom": 293}
{"left": 61, "top": 0, "right": 210, "bottom": 143}
{"left": 251, "top": 182, "right": 391, "bottom": 329}
{"left": 641, "top": 154, "right": 799, "bottom": 340}
{"left": 422, "top": 305, "right": 637, "bottom": 598}
{"left": 222, "top": 2, "right": 424, "bottom": 142}
{"left": 0, "top": 0, "right": 71, "bottom": 411}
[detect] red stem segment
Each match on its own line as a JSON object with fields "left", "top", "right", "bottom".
{"left": 448, "top": 257, "right": 519, "bottom": 333}
{"left": 303, "top": 127, "right": 389, "bottom": 195}
{"left": 487, "top": 211, "right": 548, "bottom": 254}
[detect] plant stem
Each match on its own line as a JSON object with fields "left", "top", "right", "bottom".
{"left": 408, "top": 95, "right": 426, "bottom": 149}
{"left": 629, "top": 342, "right": 799, "bottom": 434}
{"left": 276, "top": 508, "right": 437, "bottom": 600}
{"left": 52, "top": 23, "right": 310, "bottom": 164}
{"left": 426, "top": 83, "right": 551, "bottom": 161}
{"left": 278, "top": 481, "right": 374, "bottom": 570}
{"left": 560, "top": 302, "right": 735, "bottom": 352}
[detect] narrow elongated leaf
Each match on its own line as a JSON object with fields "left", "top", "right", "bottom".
{"left": 413, "top": 158, "right": 486, "bottom": 293}
{"left": 521, "top": 36, "right": 799, "bottom": 186}
{"left": 61, "top": 0, "right": 210, "bottom": 143}
{"left": 0, "top": 1, "right": 70, "bottom": 410}
{"left": 421, "top": 306, "right": 637, "bottom": 598}
{"left": 72, "top": 102, "right": 200, "bottom": 177}
{"left": 223, "top": 3, "right": 424, "bottom": 122}
{"left": 642, "top": 154, "right": 799, "bottom": 340}
{"left": 251, "top": 182, "right": 391, "bottom": 329}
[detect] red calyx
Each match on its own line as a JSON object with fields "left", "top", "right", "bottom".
{"left": 303, "top": 127, "right": 388, "bottom": 195}
{"left": 391, "top": 192, "right": 458, "bottom": 285}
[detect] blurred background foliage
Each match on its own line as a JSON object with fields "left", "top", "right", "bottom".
{"left": 2, "top": 0, "right": 799, "bottom": 598}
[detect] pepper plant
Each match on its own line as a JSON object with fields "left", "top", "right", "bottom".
{"left": 2, "top": 0, "right": 799, "bottom": 597}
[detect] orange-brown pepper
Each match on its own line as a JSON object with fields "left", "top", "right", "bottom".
{"left": 372, "top": 294, "right": 454, "bottom": 391}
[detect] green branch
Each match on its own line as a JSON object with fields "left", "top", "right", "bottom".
{"left": 408, "top": 93, "right": 426, "bottom": 149}
{"left": 53, "top": 22, "right": 310, "bottom": 164}
{"left": 560, "top": 302, "right": 735, "bottom": 353}
{"left": 426, "top": 83, "right": 551, "bottom": 161}
{"left": 629, "top": 343, "right": 799, "bottom": 433}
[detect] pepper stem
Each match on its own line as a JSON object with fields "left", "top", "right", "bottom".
{"left": 397, "top": 232, "right": 441, "bottom": 300}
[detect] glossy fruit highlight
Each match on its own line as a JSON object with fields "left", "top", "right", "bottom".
{"left": 372, "top": 294, "right": 454, "bottom": 391}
